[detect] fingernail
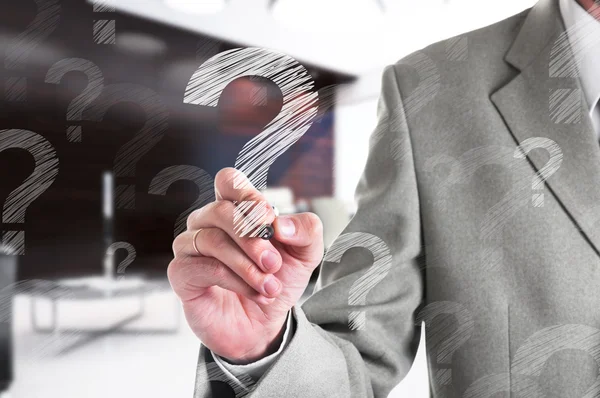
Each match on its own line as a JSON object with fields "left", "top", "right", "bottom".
{"left": 263, "top": 275, "right": 281, "bottom": 297}
{"left": 278, "top": 216, "right": 295, "bottom": 238}
{"left": 261, "top": 250, "right": 280, "bottom": 272}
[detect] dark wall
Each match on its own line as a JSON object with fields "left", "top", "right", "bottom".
{"left": 0, "top": 0, "right": 353, "bottom": 280}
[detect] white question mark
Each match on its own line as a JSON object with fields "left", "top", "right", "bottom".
{"left": 82, "top": 83, "right": 169, "bottom": 209}
{"left": 148, "top": 165, "right": 215, "bottom": 237}
{"left": 0, "top": 129, "right": 59, "bottom": 255}
{"left": 513, "top": 137, "right": 563, "bottom": 207}
{"left": 323, "top": 232, "right": 392, "bottom": 330}
{"left": 182, "top": 47, "right": 318, "bottom": 238}
{"left": 4, "top": 0, "right": 61, "bottom": 101}
{"left": 414, "top": 301, "right": 474, "bottom": 390}
{"left": 92, "top": 0, "right": 116, "bottom": 45}
{"left": 44, "top": 58, "right": 105, "bottom": 142}
{"left": 512, "top": 324, "right": 600, "bottom": 397}
{"left": 105, "top": 241, "right": 136, "bottom": 281}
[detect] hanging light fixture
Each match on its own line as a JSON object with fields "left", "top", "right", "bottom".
{"left": 270, "top": 0, "right": 386, "bottom": 33}
{"left": 164, "top": 0, "right": 226, "bottom": 15}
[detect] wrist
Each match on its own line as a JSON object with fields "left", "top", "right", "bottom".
{"left": 221, "top": 317, "right": 288, "bottom": 365}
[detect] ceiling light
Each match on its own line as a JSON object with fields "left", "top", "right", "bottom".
{"left": 271, "top": 0, "right": 385, "bottom": 34}
{"left": 164, "top": 0, "right": 226, "bottom": 15}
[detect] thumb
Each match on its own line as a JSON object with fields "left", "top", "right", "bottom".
{"left": 272, "top": 212, "right": 324, "bottom": 266}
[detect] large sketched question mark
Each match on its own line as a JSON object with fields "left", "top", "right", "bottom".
{"left": 414, "top": 301, "right": 474, "bottom": 390}
{"left": 462, "top": 323, "right": 600, "bottom": 397}
{"left": 83, "top": 83, "right": 169, "bottom": 209}
{"left": 512, "top": 323, "right": 600, "bottom": 397}
{"left": 149, "top": 165, "right": 215, "bottom": 237}
{"left": 424, "top": 141, "right": 562, "bottom": 270}
{"left": 4, "top": 0, "right": 61, "bottom": 102}
{"left": 183, "top": 47, "right": 318, "bottom": 238}
{"left": 44, "top": 58, "right": 105, "bottom": 142}
{"left": 0, "top": 129, "right": 59, "bottom": 255}
{"left": 105, "top": 241, "right": 136, "bottom": 281}
{"left": 323, "top": 232, "right": 392, "bottom": 331}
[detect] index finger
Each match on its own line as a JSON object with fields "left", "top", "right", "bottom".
{"left": 214, "top": 168, "right": 265, "bottom": 202}
{"left": 214, "top": 167, "right": 276, "bottom": 238}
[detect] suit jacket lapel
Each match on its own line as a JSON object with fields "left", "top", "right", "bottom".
{"left": 491, "top": 0, "right": 600, "bottom": 254}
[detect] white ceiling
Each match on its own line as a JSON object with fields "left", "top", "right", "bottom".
{"left": 96, "top": 0, "right": 538, "bottom": 77}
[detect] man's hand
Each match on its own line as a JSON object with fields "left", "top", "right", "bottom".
{"left": 168, "top": 167, "right": 324, "bottom": 364}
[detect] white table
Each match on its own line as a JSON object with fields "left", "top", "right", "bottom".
{"left": 27, "top": 276, "right": 180, "bottom": 354}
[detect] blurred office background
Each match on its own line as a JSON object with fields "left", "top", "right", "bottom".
{"left": 0, "top": 0, "right": 536, "bottom": 396}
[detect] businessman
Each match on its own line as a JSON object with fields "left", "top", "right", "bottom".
{"left": 168, "top": 0, "right": 600, "bottom": 396}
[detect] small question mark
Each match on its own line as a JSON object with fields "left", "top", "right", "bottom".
{"left": 322, "top": 232, "right": 392, "bottom": 330}
{"left": 92, "top": 0, "right": 116, "bottom": 44}
{"left": 4, "top": 0, "right": 61, "bottom": 102}
{"left": 44, "top": 58, "right": 105, "bottom": 142}
{"left": 512, "top": 324, "right": 600, "bottom": 397}
{"left": 182, "top": 47, "right": 318, "bottom": 238}
{"left": 0, "top": 129, "right": 59, "bottom": 255}
{"left": 414, "top": 301, "right": 474, "bottom": 391}
{"left": 105, "top": 241, "right": 136, "bottom": 281}
{"left": 82, "top": 83, "right": 169, "bottom": 209}
{"left": 513, "top": 137, "right": 563, "bottom": 207}
{"left": 148, "top": 165, "right": 215, "bottom": 237}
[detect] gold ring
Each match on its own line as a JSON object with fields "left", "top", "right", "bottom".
{"left": 192, "top": 228, "right": 203, "bottom": 255}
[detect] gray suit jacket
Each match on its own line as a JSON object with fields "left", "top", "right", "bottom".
{"left": 194, "top": 0, "right": 600, "bottom": 396}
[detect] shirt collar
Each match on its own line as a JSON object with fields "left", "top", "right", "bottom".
{"left": 559, "top": 0, "right": 600, "bottom": 116}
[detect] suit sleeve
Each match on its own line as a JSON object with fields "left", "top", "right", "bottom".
{"left": 211, "top": 310, "right": 294, "bottom": 383}
{"left": 193, "top": 63, "right": 425, "bottom": 398}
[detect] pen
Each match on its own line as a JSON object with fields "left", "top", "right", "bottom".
{"left": 259, "top": 204, "right": 279, "bottom": 240}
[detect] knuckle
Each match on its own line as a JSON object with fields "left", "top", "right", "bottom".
{"left": 186, "top": 208, "right": 203, "bottom": 230}
{"left": 206, "top": 258, "right": 226, "bottom": 281}
{"left": 241, "top": 260, "right": 261, "bottom": 283}
{"left": 166, "top": 258, "right": 177, "bottom": 281}
{"left": 167, "top": 257, "right": 185, "bottom": 283}
{"left": 213, "top": 200, "right": 233, "bottom": 222}
{"left": 215, "top": 167, "right": 238, "bottom": 190}
{"left": 303, "top": 212, "right": 323, "bottom": 237}
{"left": 171, "top": 233, "right": 186, "bottom": 256}
{"left": 203, "top": 228, "right": 227, "bottom": 253}
{"left": 244, "top": 239, "right": 265, "bottom": 259}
